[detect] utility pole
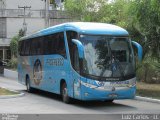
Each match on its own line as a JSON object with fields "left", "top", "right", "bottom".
{"left": 0, "top": 0, "right": 5, "bottom": 9}
{"left": 42, "top": 0, "right": 49, "bottom": 28}
{"left": 18, "top": 6, "right": 31, "bottom": 36}
{"left": 46, "top": 0, "right": 50, "bottom": 27}
{"left": 0, "top": 0, "right": 6, "bottom": 62}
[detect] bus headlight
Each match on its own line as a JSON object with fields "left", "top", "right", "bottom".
{"left": 128, "top": 77, "right": 136, "bottom": 87}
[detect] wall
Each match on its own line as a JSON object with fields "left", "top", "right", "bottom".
{"left": 5, "top": 0, "right": 45, "bottom": 10}
{"left": 4, "top": 68, "right": 18, "bottom": 80}
{"left": 7, "top": 18, "right": 45, "bottom": 38}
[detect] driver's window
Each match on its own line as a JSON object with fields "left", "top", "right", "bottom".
{"left": 73, "top": 46, "right": 80, "bottom": 72}
{"left": 66, "top": 31, "right": 79, "bottom": 72}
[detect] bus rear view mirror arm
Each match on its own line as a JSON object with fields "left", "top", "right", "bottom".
{"left": 72, "top": 39, "right": 84, "bottom": 58}
{"left": 132, "top": 41, "right": 143, "bottom": 62}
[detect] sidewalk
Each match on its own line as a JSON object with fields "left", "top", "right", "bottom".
{"left": 135, "top": 96, "right": 160, "bottom": 104}
{"left": 0, "top": 76, "right": 25, "bottom": 99}
{"left": 0, "top": 76, "right": 26, "bottom": 91}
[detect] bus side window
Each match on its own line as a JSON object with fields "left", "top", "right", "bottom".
{"left": 24, "top": 41, "right": 31, "bottom": 56}
{"left": 43, "top": 37, "right": 49, "bottom": 55}
{"left": 36, "top": 37, "right": 43, "bottom": 55}
{"left": 66, "top": 31, "right": 79, "bottom": 72}
{"left": 21, "top": 41, "right": 25, "bottom": 56}
{"left": 18, "top": 41, "right": 21, "bottom": 55}
{"left": 45, "top": 34, "right": 57, "bottom": 55}
{"left": 46, "top": 35, "right": 52, "bottom": 54}
{"left": 39, "top": 37, "right": 44, "bottom": 55}
{"left": 57, "top": 32, "right": 66, "bottom": 58}
{"left": 51, "top": 34, "right": 57, "bottom": 54}
{"left": 73, "top": 45, "right": 80, "bottom": 72}
{"left": 30, "top": 39, "right": 37, "bottom": 55}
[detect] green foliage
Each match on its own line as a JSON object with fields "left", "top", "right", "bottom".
{"left": 64, "top": 0, "right": 107, "bottom": 21}
{"left": 0, "top": 87, "right": 19, "bottom": 95}
{"left": 50, "top": 0, "right": 58, "bottom": 8}
{"left": 136, "top": 82, "right": 160, "bottom": 99}
{"left": 10, "top": 29, "right": 24, "bottom": 58}
{"left": 9, "top": 37, "right": 18, "bottom": 69}
{"left": 7, "top": 58, "right": 18, "bottom": 70}
{"left": 130, "top": 0, "right": 160, "bottom": 60}
{"left": 9, "top": 29, "right": 24, "bottom": 69}
{"left": 10, "top": 36, "right": 20, "bottom": 58}
{"left": 19, "top": 29, "right": 25, "bottom": 37}
{"left": 64, "top": 0, "right": 160, "bottom": 83}
{"left": 65, "top": 0, "right": 131, "bottom": 26}
{"left": 137, "top": 57, "right": 160, "bottom": 83}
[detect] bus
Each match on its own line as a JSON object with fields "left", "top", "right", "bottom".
{"left": 18, "top": 22, "right": 142, "bottom": 103}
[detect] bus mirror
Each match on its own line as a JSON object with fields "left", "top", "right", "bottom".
{"left": 72, "top": 39, "right": 84, "bottom": 58}
{"left": 132, "top": 41, "right": 143, "bottom": 62}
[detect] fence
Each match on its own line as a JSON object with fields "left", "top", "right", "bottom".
{"left": 0, "top": 9, "right": 72, "bottom": 19}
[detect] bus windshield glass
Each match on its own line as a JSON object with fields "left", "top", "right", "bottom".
{"left": 80, "top": 35, "right": 135, "bottom": 79}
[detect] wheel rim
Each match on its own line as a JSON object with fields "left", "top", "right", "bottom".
{"left": 62, "top": 83, "right": 68, "bottom": 102}
{"left": 26, "top": 79, "right": 30, "bottom": 91}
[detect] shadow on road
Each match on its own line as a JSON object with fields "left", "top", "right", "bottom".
{"left": 24, "top": 89, "right": 137, "bottom": 113}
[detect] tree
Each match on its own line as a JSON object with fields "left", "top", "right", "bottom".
{"left": 64, "top": 0, "right": 107, "bottom": 21}
{"left": 64, "top": 0, "right": 160, "bottom": 82}
{"left": 127, "top": 0, "right": 160, "bottom": 82}
{"left": 129, "top": 0, "right": 160, "bottom": 60}
{"left": 9, "top": 29, "right": 25, "bottom": 69}
{"left": 10, "top": 29, "right": 25, "bottom": 58}
{"left": 10, "top": 36, "right": 19, "bottom": 58}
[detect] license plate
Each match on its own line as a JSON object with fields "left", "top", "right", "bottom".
{"left": 104, "top": 86, "right": 112, "bottom": 89}
{"left": 108, "top": 94, "right": 118, "bottom": 98}
{"left": 110, "top": 81, "right": 129, "bottom": 87}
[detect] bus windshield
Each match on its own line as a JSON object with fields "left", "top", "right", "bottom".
{"left": 80, "top": 35, "right": 135, "bottom": 80}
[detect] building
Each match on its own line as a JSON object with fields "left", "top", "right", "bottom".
{"left": 0, "top": 0, "right": 72, "bottom": 63}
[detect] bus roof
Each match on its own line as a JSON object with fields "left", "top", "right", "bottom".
{"left": 21, "top": 22, "right": 129, "bottom": 40}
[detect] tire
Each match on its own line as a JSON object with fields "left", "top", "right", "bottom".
{"left": 26, "top": 77, "right": 33, "bottom": 93}
{"left": 61, "top": 82, "right": 71, "bottom": 104}
{"left": 104, "top": 99, "right": 114, "bottom": 103}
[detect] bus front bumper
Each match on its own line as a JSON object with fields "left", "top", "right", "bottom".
{"left": 80, "top": 82, "right": 136, "bottom": 101}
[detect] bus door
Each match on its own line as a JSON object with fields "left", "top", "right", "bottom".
{"left": 66, "top": 30, "right": 81, "bottom": 99}
{"left": 72, "top": 45, "right": 81, "bottom": 99}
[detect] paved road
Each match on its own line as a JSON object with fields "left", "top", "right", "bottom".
{"left": 0, "top": 76, "right": 160, "bottom": 115}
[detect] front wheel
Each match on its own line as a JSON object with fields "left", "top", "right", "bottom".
{"left": 104, "top": 99, "right": 114, "bottom": 103}
{"left": 61, "top": 82, "right": 71, "bottom": 104}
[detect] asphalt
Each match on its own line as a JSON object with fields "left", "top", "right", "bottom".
{"left": 0, "top": 76, "right": 160, "bottom": 116}
{"left": 135, "top": 96, "right": 160, "bottom": 104}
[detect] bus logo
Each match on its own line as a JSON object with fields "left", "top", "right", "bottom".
{"left": 97, "top": 81, "right": 105, "bottom": 86}
{"left": 33, "top": 59, "right": 42, "bottom": 85}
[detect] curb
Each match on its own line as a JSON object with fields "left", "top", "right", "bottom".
{"left": 4, "top": 68, "right": 18, "bottom": 80}
{"left": 0, "top": 87, "right": 25, "bottom": 99}
{"left": 135, "top": 96, "right": 160, "bottom": 104}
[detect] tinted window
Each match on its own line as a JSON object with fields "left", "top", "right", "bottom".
{"left": 43, "top": 32, "right": 66, "bottom": 57}
{"left": 30, "top": 39, "right": 37, "bottom": 55}
{"left": 44, "top": 35, "right": 57, "bottom": 55}
{"left": 21, "top": 41, "right": 25, "bottom": 56}
{"left": 37, "top": 37, "right": 43, "bottom": 55}
{"left": 18, "top": 41, "right": 22, "bottom": 55}
{"left": 66, "top": 31, "right": 78, "bottom": 70}
{"left": 24, "top": 41, "right": 31, "bottom": 55}
{"left": 19, "top": 32, "right": 66, "bottom": 57}
{"left": 57, "top": 32, "right": 66, "bottom": 57}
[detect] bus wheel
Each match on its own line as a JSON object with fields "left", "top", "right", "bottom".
{"left": 104, "top": 100, "right": 114, "bottom": 103}
{"left": 26, "top": 77, "right": 33, "bottom": 93}
{"left": 61, "top": 82, "right": 71, "bottom": 104}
